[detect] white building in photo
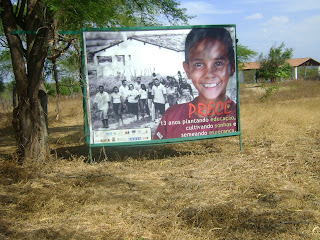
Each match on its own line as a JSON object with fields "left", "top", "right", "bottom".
{"left": 84, "top": 30, "right": 188, "bottom": 82}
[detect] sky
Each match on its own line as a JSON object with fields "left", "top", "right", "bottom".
{"left": 179, "top": 0, "right": 320, "bottom": 62}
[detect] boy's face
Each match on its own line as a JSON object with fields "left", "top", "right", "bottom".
{"left": 183, "top": 38, "right": 234, "bottom": 103}
{"left": 154, "top": 79, "right": 160, "bottom": 86}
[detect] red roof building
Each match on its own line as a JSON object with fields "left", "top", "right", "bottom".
{"left": 242, "top": 57, "right": 320, "bottom": 79}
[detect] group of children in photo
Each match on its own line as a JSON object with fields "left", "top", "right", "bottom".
{"left": 93, "top": 72, "right": 196, "bottom": 128}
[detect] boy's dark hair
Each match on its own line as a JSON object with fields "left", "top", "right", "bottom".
{"left": 122, "top": 80, "right": 127, "bottom": 84}
{"left": 185, "top": 28, "right": 234, "bottom": 65}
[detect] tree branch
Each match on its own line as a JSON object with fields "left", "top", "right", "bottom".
{"left": 14, "top": 0, "right": 20, "bottom": 15}
{"left": 0, "top": 37, "right": 9, "bottom": 48}
{"left": 17, "top": 0, "right": 26, "bottom": 21}
{"left": 14, "top": 0, "right": 26, "bottom": 29}
{"left": 0, "top": 0, "right": 28, "bottom": 95}
{"left": 47, "top": 38, "right": 74, "bottom": 61}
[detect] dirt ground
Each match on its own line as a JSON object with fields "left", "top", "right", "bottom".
{"left": 0, "top": 80, "right": 320, "bottom": 240}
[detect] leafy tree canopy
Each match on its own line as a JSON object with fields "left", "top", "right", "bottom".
{"left": 237, "top": 44, "right": 257, "bottom": 69}
{"left": 45, "top": 0, "right": 190, "bottom": 29}
{"left": 257, "top": 42, "right": 293, "bottom": 82}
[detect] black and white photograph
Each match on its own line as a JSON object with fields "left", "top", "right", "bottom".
{"left": 83, "top": 26, "right": 238, "bottom": 144}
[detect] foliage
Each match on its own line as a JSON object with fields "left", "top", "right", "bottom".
{"left": 5, "top": 80, "right": 15, "bottom": 91}
{"left": 0, "top": 78, "right": 4, "bottom": 93}
{"left": 237, "top": 44, "right": 257, "bottom": 69}
{"left": 55, "top": 46, "right": 81, "bottom": 82}
{"left": 259, "top": 82, "right": 280, "bottom": 102}
{"left": 44, "top": 82, "right": 57, "bottom": 96}
{"left": 45, "top": 0, "right": 190, "bottom": 29}
{"left": 257, "top": 42, "right": 293, "bottom": 82}
{"left": 59, "top": 76, "right": 81, "bottom": 95}
{"left": 0, "top": 48, "right": 14, "bottom": 83}
{"left": 242, "top": 70, "right": 256, "bottom": 83}
{"left": 275, "top": 62, "right": 292, "bottom": 79}
{"left": 0, "top": 48, "right": 14, "bottom": 95}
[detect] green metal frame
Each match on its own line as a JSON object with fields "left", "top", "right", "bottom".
{"left": 234, "top": 27, "right": 243, "bottom": 152}
{"left": 81, "top": 24, "right": 242, "bottom": 162}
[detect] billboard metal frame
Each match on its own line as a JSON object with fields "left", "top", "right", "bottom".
{"left": 81, "top": 25, "right": 242, "bottom": 162}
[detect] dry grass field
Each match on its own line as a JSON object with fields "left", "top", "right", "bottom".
{"left": 0, "top": 80, "right": 320, "bottom": 240}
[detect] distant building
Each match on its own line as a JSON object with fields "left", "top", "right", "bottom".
{"left": 240, "top": 57, "right": 320, "bottom": 82}
{"left": 286, "top": 58, "right": 320, "bottom": 79}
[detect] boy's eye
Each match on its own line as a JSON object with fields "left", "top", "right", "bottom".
{"left": 215, "top": 61, "right": 224, "bottom": 67}
{"left": 194, "top": 62, "right": 204, "bottom": 67}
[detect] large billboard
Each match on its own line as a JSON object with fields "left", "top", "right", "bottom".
{"left": 82, "top": 25, "right": 240, "bottom": 146}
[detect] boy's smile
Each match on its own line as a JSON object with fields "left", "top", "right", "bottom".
{"left": 183, "top": 38, "right": 234, "bottom": 104}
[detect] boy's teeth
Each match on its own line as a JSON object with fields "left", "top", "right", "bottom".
{"left": 204, "top": 83, "right": 217, "bottom": 88}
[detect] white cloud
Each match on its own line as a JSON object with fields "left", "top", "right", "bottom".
{"left": 245, "top": 13, "right": 263, "bottom": 20}
{"left": 181, "top": 1, "right": 237, "bottom": 15}
{"left": 264, "top": 16, "right": 290, "bottom": 26}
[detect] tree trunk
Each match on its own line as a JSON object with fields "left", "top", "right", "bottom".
{"left": 1, "top": 0, "right": 53, "bottom": 162}
{"left": 15, "top": 94, "right": 49, "bottom": 161}
{"left": 12, "top": 86, "right": 17, "bottom": 108}
{"left": 52, "top": 16, "right": 61, "bottom": 121}
{"left": 53, "top": 58, "right": 61, "bottom": 121}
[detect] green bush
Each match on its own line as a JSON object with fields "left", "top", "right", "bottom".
{"left": 44, "top": 82, "right": 57, "bottom": 96}
{"left": 59, "top": 77, "right": 82, "bottom": 95}
{"left": 259, "top": 83, "right": 280, "bottom": 102}
{"left": 60, "top": 86, "right": 71, "bottom": 95}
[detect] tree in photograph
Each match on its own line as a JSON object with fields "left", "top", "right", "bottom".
{"left": 257, "top": 42, "right": 293, "bottom": 82}
{"left": 237, "top": 44, "right": 257, "bottom": 70}
{"left": 0, "top": 0, "right": 190, "bottom": 162}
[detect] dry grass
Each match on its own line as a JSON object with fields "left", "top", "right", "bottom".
{"left": 1, "top": 80, "right": 320, "bottom": 239}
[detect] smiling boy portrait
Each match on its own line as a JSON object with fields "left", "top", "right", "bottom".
{"left": 153, "top": 27, "right": 238, "bottom": 140}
